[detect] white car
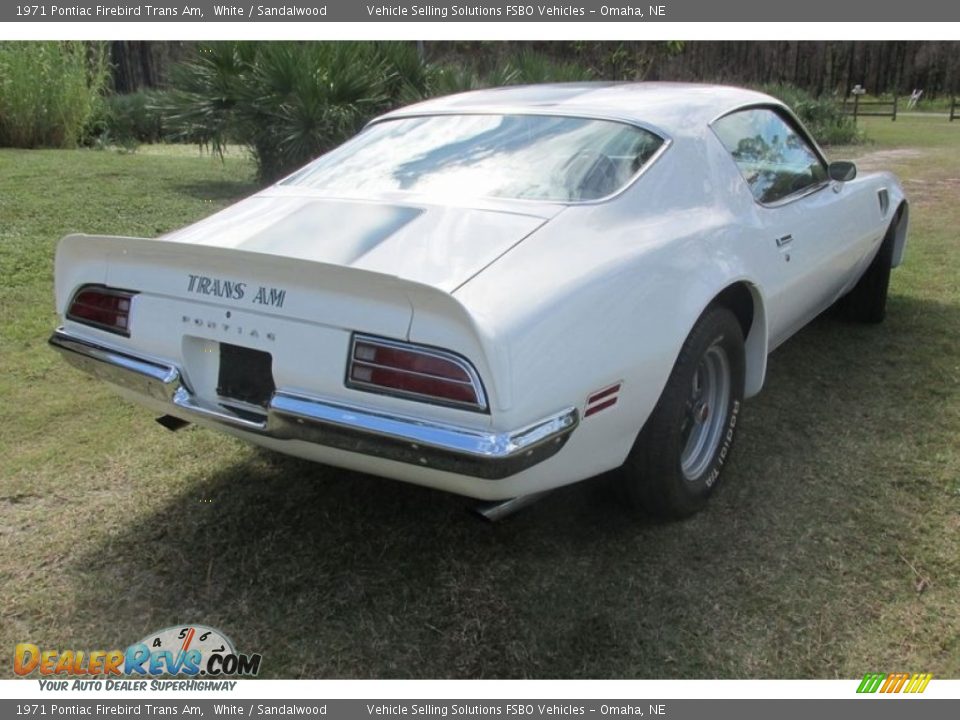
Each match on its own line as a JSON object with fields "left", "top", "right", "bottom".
{"left": 50, "top": 83, "right": 908, "bottom": 519}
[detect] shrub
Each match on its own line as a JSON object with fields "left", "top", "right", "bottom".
{"left": 376, "top": 41, "right": 436, "bottom": 102}
{"left": 417, "top": 49, "right": 591, "bottom": 98}
{"left": 96, "top": 90, "right": 172, "bottom": 148}
{"left": 85, "top": 90, "right": 182, "bottom": 151}
{"left": 163, "top": 42, "right": 595, "bottom": 183}
{"left": 424, "top": 64, "right": 521, "bottom": 97}
{"left": 163, "top": 42, "right": 401, "bottom": 183}
{"left": 508, "top": 50, "right": 593, "bottom": 84}
{"left": 760, "top": 83, "right": 863, "bottom": 146}
{"left": 237, "top": 43, "right": 393, "bottom": 183}
{"left": 161, "top": 41, "right": 255, "bottom": 155}
{"left": 0, "top": 41, "right": 109, "bottom": 148}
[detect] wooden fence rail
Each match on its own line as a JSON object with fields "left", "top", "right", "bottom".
{"left": 841, "top": 95, "right": 898, "bottom": 122}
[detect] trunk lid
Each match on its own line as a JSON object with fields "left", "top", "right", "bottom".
{"left": 158, "top": 192, "right": 555, "bottom": 293}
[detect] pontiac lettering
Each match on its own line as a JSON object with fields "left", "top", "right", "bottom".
{"left": 187, "top": 274, "right": 286, "bottom": 308}
{"left": 181, "top": 315, "right": 276, "bottom": 342}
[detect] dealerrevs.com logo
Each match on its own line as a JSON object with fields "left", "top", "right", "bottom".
{"left": 14, "top": 625, "right": 261, "bottom": 688}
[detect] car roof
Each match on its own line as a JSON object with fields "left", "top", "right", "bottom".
{"left": 374, "top": 82, "right": 782, "bottom": 136}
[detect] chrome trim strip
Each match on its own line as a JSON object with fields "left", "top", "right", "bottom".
{"left": 49, "top": 328, "right": 577, "bottom": 480}
{"left": 49, "top": 330, "right": 178, "bottom": 402}
{"left": 173, "top": 388, "right": 269, "bottom": 431}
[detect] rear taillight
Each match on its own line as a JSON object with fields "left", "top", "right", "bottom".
{"left": 347, "top": 335, "right": 487, "bottom": 412}
{"left": 66, "top": 285, "right": 135, "bottom": 336}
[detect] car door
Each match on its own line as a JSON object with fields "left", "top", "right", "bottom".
{"left": 713, "top": 106, "right": 872, "bottom": 348}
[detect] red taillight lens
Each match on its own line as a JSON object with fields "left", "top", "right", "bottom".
{"left": 66, "top": 285, "right": 135, "bottom": 336}
{"left": 347, "top": 336, "right": 487, "bottom": 412}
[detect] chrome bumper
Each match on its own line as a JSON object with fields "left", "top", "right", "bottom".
{"left": 49, "top": 329, "right": 578, "bottom": 480}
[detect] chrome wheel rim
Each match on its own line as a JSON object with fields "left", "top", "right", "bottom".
{"left": 680, "top": 343, "right": 731, "bottom": 481}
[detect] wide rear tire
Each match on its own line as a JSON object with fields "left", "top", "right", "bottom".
{"left": 837, "top": 214, "right": 899, "bottom": 323}
{"left": 621, "top": 306, "right": 746, "bottom": 519}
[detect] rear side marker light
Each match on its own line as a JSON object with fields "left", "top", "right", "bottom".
{"left": 585, "top": 383, "right": 622, "bottom": 418}
{"left": 347, "top": 335, "right": 487, "bottom": 412}
{"left": 66, "top": 285, "right": 136, "bottom": 337}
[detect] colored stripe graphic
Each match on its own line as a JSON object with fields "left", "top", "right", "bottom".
{"left": 905, "top": 673, "right": 933, "bottom": 693}
{"left": 881, "top": 672, "right": 909, "bottom": 693}
{"left": 857, "top": 673, "right": 886, "bottom": 693}
{"left": 857, "top": 672, "right": 932, "bottom": 694}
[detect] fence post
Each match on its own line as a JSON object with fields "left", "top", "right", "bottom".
{"left": 892, "top": 95, "right": 897, "bottom": 122}
{"left": 951, "top": 97, "right": 957, "bottom": 122}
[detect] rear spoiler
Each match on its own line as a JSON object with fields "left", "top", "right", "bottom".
{"left": 54, "top": 233, "right": 511, "bottom": 408}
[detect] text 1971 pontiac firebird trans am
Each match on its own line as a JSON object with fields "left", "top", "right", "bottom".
{"left": 49, "top": 83, "right": 908, "bottom": 519}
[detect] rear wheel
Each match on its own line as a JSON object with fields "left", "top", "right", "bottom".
{"left": 837, "top": 214, "right": 899, "bottom": 323}
{"left": 622, "top": 307, "right": 745, "bottom": 519}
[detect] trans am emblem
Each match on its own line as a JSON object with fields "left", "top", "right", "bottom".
{"left": 187, "top": 274, "right": 287, "bottom": 308}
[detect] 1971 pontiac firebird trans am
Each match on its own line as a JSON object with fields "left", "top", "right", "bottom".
{"left": 49, "top": 83, "right": 908, "bottom": 520}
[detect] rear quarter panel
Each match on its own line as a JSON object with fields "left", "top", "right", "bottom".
{"left": 453, "top": 135, "right": 769, "bottom": 479}
{"left": 451, "top": 138, "right": 908, "bottom": 487}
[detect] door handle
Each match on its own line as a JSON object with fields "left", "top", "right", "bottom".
{"left": 776, "top": 234, "right": 793, "bottom": 248}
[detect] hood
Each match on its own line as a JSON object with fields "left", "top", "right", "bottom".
{"left": 160, "top": 191, "right": 558, "bottom": 293}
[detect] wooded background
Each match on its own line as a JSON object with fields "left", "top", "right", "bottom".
{"left": 108, "top": 41, "right": 960, "bottom": 98}
{"left": 650, "top": 41, "right": 960, "bottom": 96}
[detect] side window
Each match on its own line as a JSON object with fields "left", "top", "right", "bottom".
{"left": 713, "top": 108, "right": 828, "bottom": 204}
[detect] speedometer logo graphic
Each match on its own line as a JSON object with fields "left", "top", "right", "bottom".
{"left": 138, "top": 625, "right": 236, "bottom": 672}
{"left": 128, "top": 624, "right": 260, "bottom": 676}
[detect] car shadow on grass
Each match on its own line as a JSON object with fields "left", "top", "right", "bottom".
{"left": 69, "top": 292, "right": 960, "bottom": 679}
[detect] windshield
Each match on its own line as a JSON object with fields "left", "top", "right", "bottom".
{"left": 281, "top": 114, "right": 665, "bottom": 202}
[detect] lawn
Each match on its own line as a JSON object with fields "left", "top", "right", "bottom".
{"left": 1, "top": 120, "right": 958, "bottom": 679}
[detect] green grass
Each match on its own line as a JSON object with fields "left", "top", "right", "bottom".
{"left": 853, "top": 114, "right": 960, "bottom": 149}
{"left": 849, "top": 92, "right": 957, "bottom": 114}
{"left": 1, "top": 123, "right": 959, "bottom": 679}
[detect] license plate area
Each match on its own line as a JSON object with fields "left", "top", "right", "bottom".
{"left": 217, "top": 343, "right": 275, "bottom": 408}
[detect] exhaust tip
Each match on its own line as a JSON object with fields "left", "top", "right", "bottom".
{"left": 473, "top": 491, "right": 550, "bottom": 522}
{"left": 156, "top": 415, "right": 191, "bottom": 432}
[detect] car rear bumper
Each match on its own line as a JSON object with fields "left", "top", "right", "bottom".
{"left": 49, "top": 328, "right": 578, "bottom": 480}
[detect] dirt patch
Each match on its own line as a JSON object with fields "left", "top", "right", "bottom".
{"left": 1, "top": 493, "right": 39, "bottom": 505}
{"left": 854, "top": 148, "right": 925, "bottom": 172}
{"left": 902, "top": 177, "right": 960, "bottom": 207}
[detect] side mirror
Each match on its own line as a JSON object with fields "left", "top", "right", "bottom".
{"left": 828, "top": 160, "right": 857, "bottom": 182}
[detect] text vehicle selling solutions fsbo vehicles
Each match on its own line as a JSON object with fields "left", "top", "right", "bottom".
{"left": 50, "top": 83, "right": 908, "bottom": 519}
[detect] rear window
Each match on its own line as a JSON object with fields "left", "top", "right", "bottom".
{"left": 282, "top": 114, "right": 665, "bottom": 202}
